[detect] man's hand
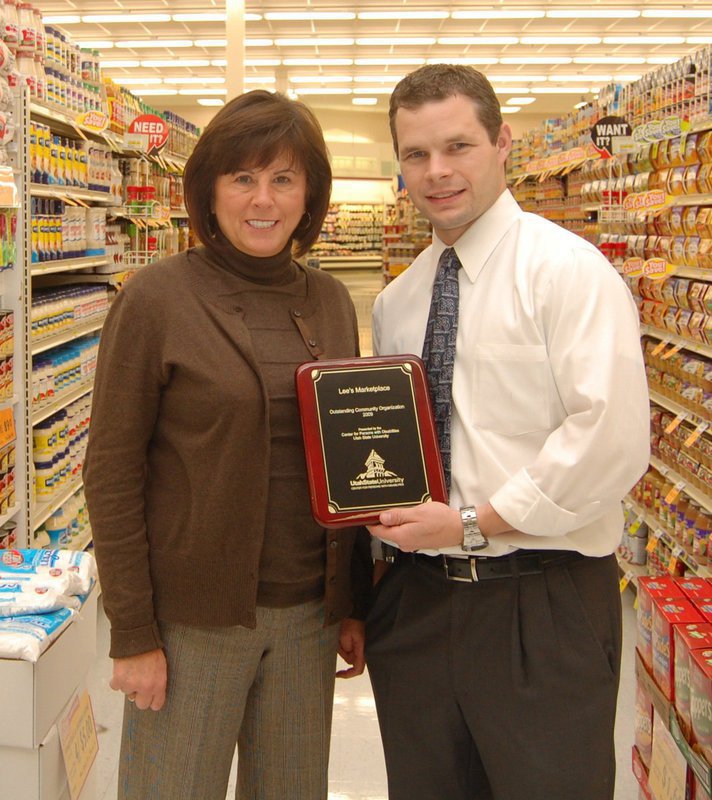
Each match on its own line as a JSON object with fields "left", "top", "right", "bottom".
{"left": 110, "top": 648, "right": 168, "bottom": 711}
{"left": 367, "top": 502, "right": 463, "bottom": 551}
{"left": 337, "top": 618, "right": 366, "bottom": 679}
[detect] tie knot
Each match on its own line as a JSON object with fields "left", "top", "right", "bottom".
{"left": 439, "top": 247, "right": 461, "bottom": 275}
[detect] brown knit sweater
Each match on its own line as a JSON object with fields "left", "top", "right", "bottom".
{"left": 83, "top": 244, "right": 371, "bottom": 658}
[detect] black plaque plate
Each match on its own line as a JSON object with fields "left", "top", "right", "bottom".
{"left": 295, "top": 355, "right": 447, "bottom": 528}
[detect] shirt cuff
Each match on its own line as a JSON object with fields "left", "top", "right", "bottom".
{"left": 490, "top": 468, "right": 601, "bottom": 537}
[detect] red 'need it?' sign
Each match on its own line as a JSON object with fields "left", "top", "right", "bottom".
{"left": 128, "top": 114, "right": 169, "bottom": 155}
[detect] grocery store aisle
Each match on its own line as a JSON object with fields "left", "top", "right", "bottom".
{"left": 85, "top": 268, "right": 640, "bottom": 799}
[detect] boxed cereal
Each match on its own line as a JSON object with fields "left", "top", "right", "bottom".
{"left": 638, "top": 576, "right": 685, "bottom": 670}
{"left": 690, "top": 648, "right": 712, "bottom": 765}
{"left": 674, "top": 623, "right": 712, "bottom": 740}
{"left": 635, "top": 682, "right": 655, "bottom": 768}
{"left": 652, "top": 596, "right": 703, "bottom": 700}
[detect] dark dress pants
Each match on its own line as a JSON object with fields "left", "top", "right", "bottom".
{"left": 365, "top": 553, "right": 622, "bottom": 800}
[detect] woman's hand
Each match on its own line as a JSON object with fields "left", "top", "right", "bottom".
{"left": 110, "top": 648, "right": 168, "bottom": 711}
{"left": 336, "top": 618, "right": 366, "bottom": 679}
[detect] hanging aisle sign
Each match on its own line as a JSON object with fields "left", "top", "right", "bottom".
{"left": 591, "top": 115, "right": 633, "bottom": 159}
{"left": 127, "top": 114, "right": 170, "bottom": 155}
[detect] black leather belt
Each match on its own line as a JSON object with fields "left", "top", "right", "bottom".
{"left": 395, "top": 549, "right": 585, "bottom": 583}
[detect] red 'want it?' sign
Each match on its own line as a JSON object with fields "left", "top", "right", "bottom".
{"left": 128, "top": 114, "right": 169, "bottom": 155}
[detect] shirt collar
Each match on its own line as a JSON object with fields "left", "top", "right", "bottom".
{"left": 431, "top": 190, "right": 522, "bottom": 283}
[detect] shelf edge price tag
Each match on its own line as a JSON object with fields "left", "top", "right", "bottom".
{"left": 58, "top": 689, "right": 99, "bottom": 800}
{"left": 619, "top": 570, "right": 635, "bottom": 593}
{"left": 647, "top": 528, "right": 664, "bottom": 553}
{"left": 669, "top": 544, "right": 684, "bottom": 575}
{"left": 665, "top": 481, "right": 686, "bottom": 505}
{"left": 661, "top": 343, "right": 683, "bottom": 360}
{"left": 629, "top": 517, "right": 643, "bottom": 536}
{"left": 685, "top": 421, "right": 710, "bottom": 448}
{"left": 664, "top": 413, "right": 687, "bottom": 434}
{"left": 652, "top": 338, "right": 671, "bottom": 356}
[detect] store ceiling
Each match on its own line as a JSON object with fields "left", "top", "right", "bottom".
{"left": 40, "top": 0, "right": 712, "bottom": 120}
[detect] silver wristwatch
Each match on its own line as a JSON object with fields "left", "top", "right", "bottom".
{"left": 460, "top": 506, "right": 489, "bottom": 552}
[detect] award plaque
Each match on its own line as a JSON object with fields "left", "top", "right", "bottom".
{"left": 295, "top": 355, "right": 447, "bottom": 528}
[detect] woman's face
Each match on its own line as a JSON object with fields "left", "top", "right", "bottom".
{"left": 212, "top": 153, "right": 308, "bottom": 257}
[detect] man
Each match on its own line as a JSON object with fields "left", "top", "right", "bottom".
{"left": 365, "top": 64, "right": 650, "bottom": 800}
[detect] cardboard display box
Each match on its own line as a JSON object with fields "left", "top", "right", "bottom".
{"left": 0, "top": 585, "right": 98, "bottom": 749}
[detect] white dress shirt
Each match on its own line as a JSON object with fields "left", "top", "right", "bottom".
{"left": 372, "top": 189, "right": 651, "bottom": 557}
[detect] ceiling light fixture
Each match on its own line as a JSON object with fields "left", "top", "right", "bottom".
{"left": 162, "top": 76, "right": 226, "bottom": 84}
{"left": 547, "top": 9, "right": 640, "bottom": 17}
{"left": 520, "top": 36, "right": 602, "bottom": 45}
{"left": 427, "top": 57, "right": 499, "bottom": 65}
{"left": 574, "top": 57, "right": 646, "bottom": 64}
{"left": 194, "top": 40, "right": 227, "bottom": 48}
{"left": 352, "top": 87, "right": 398, "bottom": 94}
{"left": 488, "top": 75, "right": 547, "bottom": 82}
{"left": 289, "top": 76, "right": 354, "bottom": 83}
{"left": 82, "top": 13, "right": 170, "bottom": 23}
{"left": 501, "top": 107, "right": 521, "bottom": 113}
{"left": 282, "top": 58, "right": 354, "bottom": 66}
{"left": 133, "top": 88, "right": 179, "bottom": 96}
{"left": 265, "top": 12, "right": 356, "bottom": 20}
{"left": 494, "top": 87, "right": 533, "bottom": 94}
{"left": 532, "top": 87, "right": 594, "bottom": 93}
{"left": 74, "top": 40, "right": 114, "bottom": 49}
{"left": 275, "top": 38, "right": 355, "bottom": 47}
{"left": 198, "top": 99, "right": 225, "bottom": 106}
{"left": 646, "top": 56, "right": 681, "bottom": 64}
{"left": 358, "top": 11, "right": 449, "bottom": 19}
{"left": 117, "top": 40, "right": 194, "bottom": 49}
{"left": 355, "top": 58, "right": 426, "bottom": 66}
{"left": 140, "top": 59, "right": 211, "bottom": 67}
{"left": 688, "top": 37, "right": 712, "bottom": 44}
{"left": 178, "top": 88, "right": 228, "bottom": 95}
{"left": 642, "top": 8, "right": 712, "bottom": 17}
{"left": 41, "top": 14, "right": 81, "bottom": 23}
{"left": 438, "top": 37, "right": 519, "bottom": 45}
{"left": 242, "top": 59, "right": 281, "bottom": 67}
{"left": 353, "top": 97, "right": 378, "bottom": 105}
{"left": 500, "top": 57, "right": 574, "bottom": 64}
{"left": 353, "top": 75, "right": 403, "bottom": 83}
{"left": 451, "top": 10, "right": 545, "bottom": 18}
{"left": 547, "top": 74, "right": 613, "bottom": 81}
{"left": 603, "top": 36, "right": 685, "bottom": 44}
{"left": 112, "top": 77, "right": 163, "bottom": 85}
{"left": 507, "top": 97, "right": 537, "bottom": 105}
{"left": 293, "top": 88, "right": 353, "bottom": 95}
{"left": 356, "top": 38, "right": 437, "bottom": 46}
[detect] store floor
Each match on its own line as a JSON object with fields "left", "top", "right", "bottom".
{"left": 85, "top": 268, "right": 640, "bottom": 799}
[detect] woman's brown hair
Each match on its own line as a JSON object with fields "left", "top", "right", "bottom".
{"left": 184, "top": 90, "right": 331, "bottom": 257}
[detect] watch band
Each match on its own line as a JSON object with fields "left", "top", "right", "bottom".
{"left": 460, "top": 505, "right": 489, "bottom": 552}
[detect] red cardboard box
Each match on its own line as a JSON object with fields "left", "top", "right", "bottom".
{"left": 635, "top": 682, "right": 654, "bottom": 768}
{"left": 652, "top": 596, "right": 703, "bottom": 700}
{"left": 638, "top": 577, "right": 686, "bottom": 670}
{"left": 678, "top": 578, "right": 712, "bottom": 604}
{"left": 674, "top": 623, "right": 712, "bottom": 740}
{"left": 690, "top": 648, "right": 712, "bottom": 766}
{"left": 694, "top": 599, "right": 712, "bottom": 624}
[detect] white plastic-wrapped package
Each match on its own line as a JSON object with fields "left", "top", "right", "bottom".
{"left": 0, "top": 549, "right": 96, "bottom": 595}
{"left": 0, "top": 607, "right": 75, "bottom": 661}
{"left": 0, "top": 581, "right": 81, "bottom": 617}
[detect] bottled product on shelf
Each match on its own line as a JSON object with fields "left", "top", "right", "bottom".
{"left": 309, "top": 202, "right": 384, "bottom": 262}
{"left": 381, "top": 189, "right": 431, "bottom": 284}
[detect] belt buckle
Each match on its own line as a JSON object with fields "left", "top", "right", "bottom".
{"left": 443, "top": 557, "right": 479, "bottom": 582}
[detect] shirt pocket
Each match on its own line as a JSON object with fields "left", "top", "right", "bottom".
{"left": 471, "top": 343, "right": 552, "bottom": 435}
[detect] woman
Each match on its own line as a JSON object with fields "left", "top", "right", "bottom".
{"left": 83, "top": 90, "right": 372, "bottom": 800}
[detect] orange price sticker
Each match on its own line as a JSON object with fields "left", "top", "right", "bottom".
{"left": 661, "top": 344, "right": 683, "bottom": 360}
{"left": 647, "top": 529, "right": 664, "bottom": 552}
{"left": 668, "top": 546, "right": 683, "bottom": 575}
{"left": 685, "top": 422, "right": 709, "bottom": 448}
{"left": 651, "top": 339, "right": 671, "bottom": 356}
{"left": 665, "top": 482, "right": 686, "bottom": 505}
{"left": 664, "top": 413, "right": 687, "bottom": 434}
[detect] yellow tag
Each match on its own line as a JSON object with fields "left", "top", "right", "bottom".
{"left": 661, "top": 344, "right": 683, "bottom": 360}
{"left": 647, "top": 530, "right": 663, "bottom": 552}
{"left": 685, "top": 422, "right": 710, "bottom": 447}
{"left": 0, "top": 407, "right": 15, "bottom": 449}
{"left": 665, "top": 482, "right": 685, "bottom": 504}
{"left": 634, "top": 594, "right": 639, "bottom": 610}
{"left": 58, "top": 689, "right": 99, "bottom": 800}
{"left": 629, "top": 518, "right": 643, "bottom": 536}
{"left": 668, "top": 553, "right": 680, "bottom": 575}
{"left": 619, "top": 570, "right": 635, "bottom": 593}
{"left": 664, "top": 413, "right": 686, "bottom": 434}
{"left": 652, "top": 339, "right": 671, "bottom": 356}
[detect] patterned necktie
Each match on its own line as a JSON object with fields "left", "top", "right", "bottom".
{"left": 421, "top": 247, "right": 461, "bottom": 492}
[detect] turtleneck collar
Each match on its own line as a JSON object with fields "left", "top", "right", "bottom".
{"left": 204, "top": 232, "right": 298, "bottom": 286}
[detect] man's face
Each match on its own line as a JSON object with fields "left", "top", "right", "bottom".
{"left": 395, "top": 93, "right": 512, "bottom": 245}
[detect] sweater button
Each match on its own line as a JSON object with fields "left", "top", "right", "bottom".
{"left": 308, "top": 339, "right": 317, "bottom": 347}
{"left": 329, "top": 540, "right": 338, "bottom": 549}
{"left": 292, "top": 309, "right": 302, "bottom": 317}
